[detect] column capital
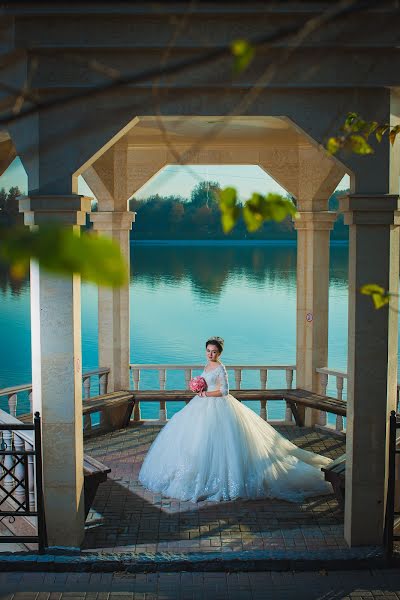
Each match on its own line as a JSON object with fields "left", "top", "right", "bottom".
{"left": 19, "top": 194, "right": 92, "bottom": 226}
{"left": 293, "top": 211, "right": 337, "bottom": 231}
{"left": 90, "top": 211, "right": 136, "bottom": 232}
{"left": 339, "top": 194, "right": 400, "bottom": 226}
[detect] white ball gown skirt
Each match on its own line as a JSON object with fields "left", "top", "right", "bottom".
{"left": 139, "top": 391, "right": 333, "bottom": 504}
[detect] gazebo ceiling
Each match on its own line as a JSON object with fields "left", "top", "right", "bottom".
{"left": 126, "top": 116, "right": 308, "bottom": 147}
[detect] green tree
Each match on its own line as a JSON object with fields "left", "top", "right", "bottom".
{"left": 190, "top": 181, "right": 221, "bottom": 208}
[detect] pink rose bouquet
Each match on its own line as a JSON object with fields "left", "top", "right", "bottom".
{"left": 189, "top": 376, "right": 207, "bottom": 394}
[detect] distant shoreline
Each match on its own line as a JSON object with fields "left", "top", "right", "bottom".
{"left": 131, "top": 239, "right": 349, "bottom": 247}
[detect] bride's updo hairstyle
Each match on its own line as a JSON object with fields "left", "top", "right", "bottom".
{"left": 206, "top": 336, "right": 224, "bottom": 354}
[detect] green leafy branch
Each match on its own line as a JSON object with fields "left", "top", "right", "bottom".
{"left": 216, "top": 187, "right": 298, "bottom": 234}
{"left": 327, "top": 112, "right": 400, "bottom": 156}
{"left": 0, "top": 226, "right": 127, "bottom": 287}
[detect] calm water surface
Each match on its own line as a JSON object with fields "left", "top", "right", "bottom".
{"left": 0, "top": 241, "right": 350, "bottom": 419}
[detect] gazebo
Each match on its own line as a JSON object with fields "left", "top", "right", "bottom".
{"left": 0, "top": 2, "right": 399, "bottom": 550}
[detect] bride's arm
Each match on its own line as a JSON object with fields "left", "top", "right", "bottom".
{"left": 201, "top": 389, "right": 223, "bottom": 397}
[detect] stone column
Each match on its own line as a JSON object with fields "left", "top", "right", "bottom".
{"left": 90, "top": 211, "right": 135, "bottom": 391}
{"left": 294, "top": 211, "right": 336, "bottom": 425}
{"left": 340, "top": 194, "right": 400, "bottom": 546}
{"left": 19, "top": 194, "right": 91, "bottom": 548}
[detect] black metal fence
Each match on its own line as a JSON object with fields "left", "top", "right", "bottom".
{"left": 0, "top": 412, "right": 47, "bottom": 552}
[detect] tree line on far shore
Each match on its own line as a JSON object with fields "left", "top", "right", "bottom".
{"left": 0, "top": 186, "right": 23, "bottom": 226}
{"left": 126, "top": 182, "right": 349, "bottom": 240}
{"left": 0, "top": 182, "right": 349, "bottom": 240}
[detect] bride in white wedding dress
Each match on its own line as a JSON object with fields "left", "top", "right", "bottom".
{"left": 139, "top": 337, "right": 333, "bottom": 503}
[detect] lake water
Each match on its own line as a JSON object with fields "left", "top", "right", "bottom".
{"left": 0, "top": 241, "right": 351, "bottom": 420}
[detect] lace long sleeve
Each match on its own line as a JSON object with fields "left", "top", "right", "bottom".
{"left": 217, "top": 365, "right": 229, "bottom": 396}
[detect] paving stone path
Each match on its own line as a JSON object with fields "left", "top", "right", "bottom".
{"left": 2, "top": 569, "right": 400, "bottom": 599}
{"left": 83, "top": 423, "right": 347, "bottom": 556}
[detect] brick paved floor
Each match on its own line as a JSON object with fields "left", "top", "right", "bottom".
{"left": 83, "top": 424, "right": 347, "bottom": 555}
{"left": 2, "top": 569, "right": 400, "bottom": 599}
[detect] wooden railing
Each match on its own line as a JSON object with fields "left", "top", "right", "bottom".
{"left": 316, "top": 367, "right": 347, "bottom": 434}
{"left": 129, "top": 364, "right": 296, "bottom": 423}
{"left": 0, "top": 368, "right": 110, "bottom": 419}
{"left": 316, "top": 367, "right": 400, "bottom": 435}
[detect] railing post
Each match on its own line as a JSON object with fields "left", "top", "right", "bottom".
{"left": 133, "top": 399, "right": 141, "bottom": 422}
{"left": 132, "top": 368, "right": 140, "bottom": 390}
{"left": 13, "top": 433, "right": 25, "bottom": 502}
{"left": 184, "top": 369, "right": 192, "bottom": 404}
{"left": 131, "top": 368, "right": 141, "bottom": 421}
{"left": 335, "top": 375, "right": 344, "bottom": 432}
{"left": 234, "top": 368, "right": 242, "bottom": 390}
{"left": 159, "top": 369, "right": 166, "bottom": 390}
{"left": 28, "top": 389, "right": 33, "bottom": 414}
{"left": 260, "top": 369, "right": 268, "bottom": 420}
{"left": 184, "top": 368, "right": 192, "bottom": 390}
{"left": 7, "top": 393, "right": 17, "bottom": 417}
{"left": 3, "top": 428, "right": 14, "bottom": 491}
{"left": 260, "top": 369, "right": 268, "bottom": 389}
{"left": 83, "top": 413, "right": 92, "bottom": 433}
{"left": 83, "top": 376, "right": 91, "bottom": 399}
{"left": 158, "top": 369, "right": 167, "bottom": 421}
{"left": 285, "top": 368, "right": 294, "bottom": 423}
{"left": 99, "top": 372, "right": 108, "bottom": 395}
{"left": 260, "top": 400, "right": 267, "bottom": 421}
{"left": 285, "top": 368, "right": 294, "bottom": 390}
{"left": 25, "top": 439, "right": 36, "bottom": 511}
{"left": 159, "top": 400, "right": 167, "bottom": 422}
{"left": 317, "top": 371, "right": 328, "bottom": 426}
{"left": 319, "top": 372, "right": 328, "bottom": 395}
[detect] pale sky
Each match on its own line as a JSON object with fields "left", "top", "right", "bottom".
{"left": 0, "top": 157, "right": 350, "bottom": 202}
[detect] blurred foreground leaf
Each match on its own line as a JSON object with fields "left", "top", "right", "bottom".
{"left": 216, "top": 188, "right": 298, "bottom": 233}
{"left": 360, "top": 283, "right": 390, "bottom": 309}
{"left": 216, "top": 187, "right": 241, "bottom": 233}
{"left": 231, "top": 39, "right": 255, "bottom": 73}
{"left": 0, "top": 226, "right": 127, "bottom": 287}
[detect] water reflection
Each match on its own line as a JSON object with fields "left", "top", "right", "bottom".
{"left": 132, "top": 243, "right": 349, "bottom": 300}
{"left": 0, "top": 260, "right": 29, "bottom": 297}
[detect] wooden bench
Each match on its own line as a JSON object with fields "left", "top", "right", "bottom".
{"left": 322, "top": 432, "right": 400, "bottom": 508}
{"left": 83, "top": 454, "right": 111, "bottom": 519}
{"left": 283, "top": 389, "right": 346, "bottom": 426}
{"left": 19, "top": 390, "right": 135, "bottom": 438}
{"left": 321, "top": 453, "right": 346, "bottom": 507}
{"left": 131, "top": 387, "right": 346, "bottom": 427}
{"left": 83, "top": 390, "right": 135, "bottom": 438}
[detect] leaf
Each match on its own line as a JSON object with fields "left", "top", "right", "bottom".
{"left": 243, "top": 202, "right": 265, "bottom": 232}
{"left": 0, "top": 225, "right": 127, "bottom": 287}
{"left": 363, "top": 121, "right": 378, "bottom": 138}
{"left": 231, "top": 39, "right": 255, "bottom": 73}
{"left": 243, "top": 193, "right": 297, "bottom": 232}
{"left": 326, "top": 137, "right": 341, "bottom": 154}
{"left": 218, "top": 186, "right": 237, "bottom": 209}
{"left": 217, "top": 187, "right": 241, "bottom": 233}
{"left": 348, "top": 134, "right": 374, "bottom": 155}
{"left": 360, "top": 283, "right": 390, "bottom": 309}
{"left": 221, "top": 207, "right": 241, "bottom": 233}
{"left": 389, "top": 124, "right": 400, "bottom": 146}
{"left": 375, "top": 125, "right": 389, "bottom": 143}
{"left": 343, "top": 112, "right": 359, "bottom": 132}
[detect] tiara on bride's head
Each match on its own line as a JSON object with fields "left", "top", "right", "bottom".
{"left": 207, "top": 336, "right": 224, "bottom": 349}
